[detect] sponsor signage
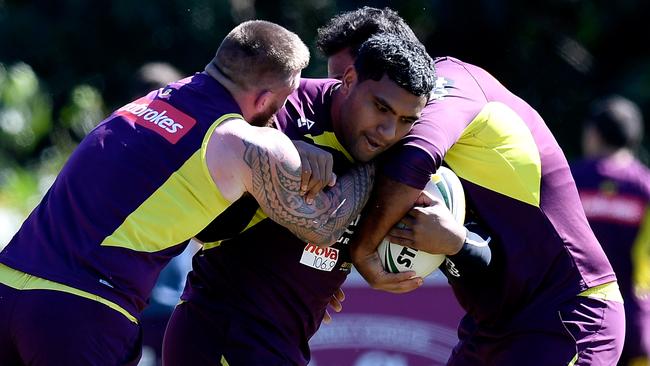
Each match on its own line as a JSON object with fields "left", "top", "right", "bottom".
{"left": 309, "top": 271, "right": 464, "bottom": 366}
{"left": 116, "top": 98, "right": 196, "bottom": 144}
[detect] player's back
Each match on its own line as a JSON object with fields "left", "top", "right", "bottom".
{"left": 0, "top": 72, "right": 244, "bottom": 320}
{"left": 399, "top": 57, "right": 615, "bottom": 325}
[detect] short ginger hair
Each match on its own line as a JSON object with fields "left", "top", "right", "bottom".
{"left": 210, "top": 20, "right": 310, "bottom": 90}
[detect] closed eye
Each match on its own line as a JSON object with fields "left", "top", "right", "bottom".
{"left": 401, "top": 117, "right": 418, "bottom": 125}
{"left": 374, "top": 101, "right": 390, "bottom": 113}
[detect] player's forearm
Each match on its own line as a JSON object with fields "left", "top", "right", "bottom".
{"left": 305, "top": 163, "right": 375, "bottom": 245}
{"left": 351, "top": 175, "right": 421, "bottom": 255}
{"left": 244, "top": 136, "right": 374, "bottom": 246}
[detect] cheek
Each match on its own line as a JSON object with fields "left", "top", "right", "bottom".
{"left": 351, "top": 111, "right": 374, "bottom": 134}
{"left": 354, "top": 102, "right": 379, "bottom": 127}
{"left": 343, "top": 120, "right": 359, "bottom": 141}
{"left": 397, "top": 124, "right": 413, "bottom": 139}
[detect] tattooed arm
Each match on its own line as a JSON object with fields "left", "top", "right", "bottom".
{"left": 206, "top": 118, "right": 374, "bottom": 246}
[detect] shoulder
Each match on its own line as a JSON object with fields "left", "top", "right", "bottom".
{"left": 433, "top": 57, "right": 483, "bottom": 84}
{"left": 276, "top": 78, "right": 339, "bottom": 137}
{"left": 206, "top": 119, "right": 299, "bottom": 201}
{"left": 214, "top": 118, "right": 292, "bottom": 149}
{"left": 287, "top": 78, "right": 338, "bottom": 111}
{"left": 594, "top": 158, "right": 650, "bottom": 199}
{"left": 298, "top": 77, "right": 339, "bottom": 94}
{"left": 424, "top": 58, "right": 490, "bottom": 119}
{"left": 630, "top": 160, "right": 650, "bottom": 197}
{"left": 167, "top": 73, "right": 241, "bottom": 119}
{"left": 434, "top": 57, "right": 493, "bottom": 82}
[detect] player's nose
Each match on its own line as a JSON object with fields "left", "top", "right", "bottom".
{"left": 376, "top": 116, "right": 398, "bottom": 143}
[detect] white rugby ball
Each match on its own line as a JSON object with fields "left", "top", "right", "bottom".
{"left": 377, "top": 166, "right": 465, "bottom": 278}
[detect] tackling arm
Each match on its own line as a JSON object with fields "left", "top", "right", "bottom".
{"left": 208, "top": 118, "right": 374, "bottom": 246}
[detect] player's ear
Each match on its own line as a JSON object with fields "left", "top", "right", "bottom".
{"left": 339, "top": 65, "right": 358, "bottom": 96}
{"left": 253, "top": 89, "right": 274, "bottom": 113}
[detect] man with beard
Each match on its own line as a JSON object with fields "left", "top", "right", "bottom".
{"left": 0, "top": 20, "right": 368, "bottom": 366}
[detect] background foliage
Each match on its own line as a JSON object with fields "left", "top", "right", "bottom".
{"left": 1, "top": 0, "right": 649, "bottom": 244}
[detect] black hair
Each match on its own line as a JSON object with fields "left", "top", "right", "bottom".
{"left": 586, "top": 95, "right": 644, "bottom": 149}
{"left": 354, "top": 33, "right": 435, "bottom": 97}
{"left": 316, "top": 6, "right": 419, "bottom": 57}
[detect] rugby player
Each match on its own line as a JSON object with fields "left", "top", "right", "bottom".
{"left": 0, "top": 20, "right": 369, "bottom": 366}
{"left": 161, "top": 33, "right": 435, "bottom": 366}
{"left": 572, "top": 95, "right": 650, "bottom": 366}
{"left": 318, "top": 7, "right": 626, "bottom": 365}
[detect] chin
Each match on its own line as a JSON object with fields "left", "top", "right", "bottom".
{"left": 349, "top": 143, "right": 378, "bottom": 162}
{"left": 353, "top": 150, "right": 373, "bottom": 163}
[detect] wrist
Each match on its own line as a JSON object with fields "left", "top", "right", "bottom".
{"left": 448, "top": 224, "right": 492, "bottom": 266}
{"left": 448, "top": 227, "right": 468, "bottom": 256}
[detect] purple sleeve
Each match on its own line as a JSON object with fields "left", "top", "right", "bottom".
{"left": 379, "top": 98, "right": 470, "bottom": 190}
{"left": 378, "top": 58, "right": 489, "bottom": 190}
{"left": 380, "top": 144, "right": 436, "bottom": 190}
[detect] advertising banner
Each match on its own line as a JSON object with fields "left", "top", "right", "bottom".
{"left": 309, "top": 270, "right": 464, "bottom": 366}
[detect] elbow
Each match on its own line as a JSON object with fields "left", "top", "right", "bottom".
{"left": 295, "top": 231, "right": 338, "bottom": 247}
{"left": 307, "top": 236, "right": 338, "bottom": 248}
{"left": 312, "top": 241, "right": 336, "bottom": 248}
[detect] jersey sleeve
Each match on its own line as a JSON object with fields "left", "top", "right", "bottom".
{"left": 379, "top": 96, "right": 475, "bottom": 190}
{"left": 379, "top": 58, "right": 491, "bottom": 190}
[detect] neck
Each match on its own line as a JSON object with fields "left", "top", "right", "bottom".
{"left": 208, "top": 62, "right": 249, "bottom": 96}
{"left": 206, "top": 62, "right": 253, "bottom": 119}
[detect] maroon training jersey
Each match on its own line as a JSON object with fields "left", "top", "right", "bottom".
{"left": 381, "top": 57, "right": 615, "bottom": 325}
{"left": 182, "top": 78, "right": 356, "bottom": 364}
{"left": 0, "top": 73, "right": 246, "bottom": 321}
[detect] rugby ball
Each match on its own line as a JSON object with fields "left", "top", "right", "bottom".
{"left": 377, "top": 166, "right": 465, "bottom": 278}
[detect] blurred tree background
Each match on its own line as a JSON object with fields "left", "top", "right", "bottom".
{"left": 1, "top": 0, "right": 649, "bottom": 245}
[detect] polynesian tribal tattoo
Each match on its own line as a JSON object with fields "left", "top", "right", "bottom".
{"left": 243, "top": 140, "right": 375, "bottom": 244}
